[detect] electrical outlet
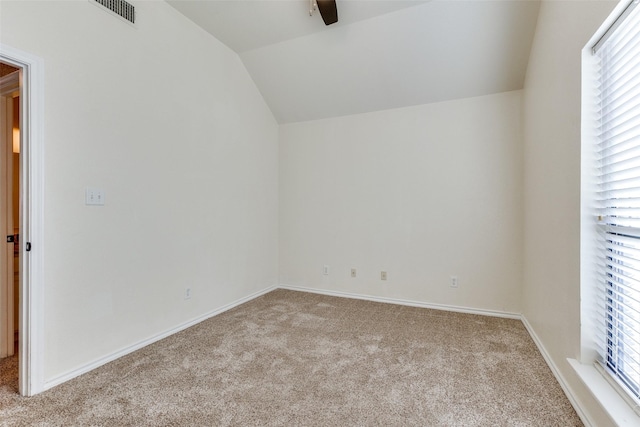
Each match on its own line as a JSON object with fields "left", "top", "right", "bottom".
{"left": 450, "top": 276, "right": 458, "bottom": 288}
{"left": 323, "top": 265, "right": 330, "bottom": 275}
{"left": 351, "top": 268, "right": 357, "bottom": 278}
{"left": 184, "top": 287, "right": 192, "bottom": 300}
{"left": 381, "top": 271, "right": 387, "bottom": 280}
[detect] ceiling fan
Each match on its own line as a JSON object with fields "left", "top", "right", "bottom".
{"left": 310, "top": 0, "right": 338, "bottom": 26}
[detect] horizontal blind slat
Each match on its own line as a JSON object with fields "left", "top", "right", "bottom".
{"left": 597, "top": 201, "right": 640, "bottom": 211}
{"left": 598, "top": 149, "right": 640, "bottom": 173}
{"left": 601, "top": 164, "right": 640, "bottom": 182}
{"left": 602, "top": 225, "right": 640, "bottom": 239}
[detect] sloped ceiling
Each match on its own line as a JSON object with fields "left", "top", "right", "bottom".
{"left": 168, "top": 0, "right": 541, "bottom": 123}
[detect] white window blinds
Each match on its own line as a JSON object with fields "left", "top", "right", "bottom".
{"left": 594, "top": 0, "right": 640, "bottom": 402}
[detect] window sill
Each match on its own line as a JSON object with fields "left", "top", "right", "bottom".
{"left": 568, "top": 358, "right": 640, "bottom": 426}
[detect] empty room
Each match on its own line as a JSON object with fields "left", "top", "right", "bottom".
{"left": 0, "top": 0, "right": 639, "bottom": 425}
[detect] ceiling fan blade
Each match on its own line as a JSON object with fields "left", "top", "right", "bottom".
{"left": 316, "top": 0, "right": 338, "bottom": 25}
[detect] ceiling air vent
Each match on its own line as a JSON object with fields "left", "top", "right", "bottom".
{"left": 93, "top": 0, "right": 135, "bottom": 24}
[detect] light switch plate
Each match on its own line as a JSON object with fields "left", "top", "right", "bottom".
{"left": 86, "top": 188, "right": 105, "bottom": 206}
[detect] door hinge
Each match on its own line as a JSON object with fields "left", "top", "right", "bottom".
{"left": 26, "top": 242, "right": 32, "bottom": 252}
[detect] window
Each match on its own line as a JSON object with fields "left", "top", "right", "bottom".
{"left": 590, "top": 0, "right": 640, "bottom": 404}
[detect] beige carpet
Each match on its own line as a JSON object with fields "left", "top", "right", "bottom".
{"left": 0, "top": 289, "right": 581, "bottom": 426}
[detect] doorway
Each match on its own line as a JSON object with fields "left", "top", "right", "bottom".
{"left": 0, "top": 62, "right": 20, "bottom": 390}
{"left": 0, "top": 44, "right": 44, "bottom": 397}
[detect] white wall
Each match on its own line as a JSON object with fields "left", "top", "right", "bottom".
{"left": 522, "top": 0, "right": 617, "bottom": 425}
{"left": 0, "top": 1, "right": 279, "bottom": 382}
{"left": 280, "top": 91, "right": 523, "bottom": 314}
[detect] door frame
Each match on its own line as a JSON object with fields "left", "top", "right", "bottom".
{"left": 0, "top": 44, "right": 44, "bottom": 397}
{"left": 0, "top": 70, "right": 18, "bottom": 359}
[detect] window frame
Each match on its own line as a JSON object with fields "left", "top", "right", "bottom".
{"left": 581, "top": 0, "right": 640, "bottom": 410}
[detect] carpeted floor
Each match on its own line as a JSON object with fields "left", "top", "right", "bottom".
{"left": 0, "top": 289, "right": 582, "bottom": 426}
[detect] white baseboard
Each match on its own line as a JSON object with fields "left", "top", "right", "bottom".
{"left": 278, "top": 284, "right": 521, "bottom": 319}
{"left": 43, "top": 285, "right": 277, "bottom": 391}
{"left": 520, "top": 316, "right": 592, "bottom": 427}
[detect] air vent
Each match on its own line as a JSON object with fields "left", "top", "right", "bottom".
{"left": 93, "top": 0, "right": 135, "bottom": 24}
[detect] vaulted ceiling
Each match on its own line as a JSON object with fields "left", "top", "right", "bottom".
{"left": 167, "top": 0, "right": 541, "bottom": 123}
